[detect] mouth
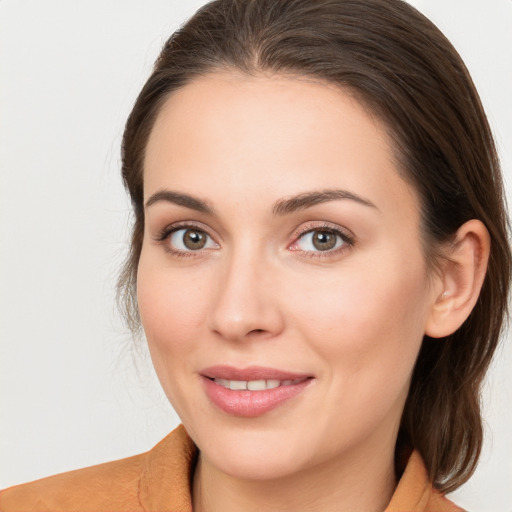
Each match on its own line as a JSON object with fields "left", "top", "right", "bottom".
{"left": 210, "top": 377, "right": 308, "bottom": 391}
{"left": 200, "top": 365, "right": 314, "bottom": 417}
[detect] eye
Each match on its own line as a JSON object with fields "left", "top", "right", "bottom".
{"left": 291, "top": 228, "right": 352, "bottom": 253}
{"left": 168, "top": 228, "right": 217, "bottom": 252}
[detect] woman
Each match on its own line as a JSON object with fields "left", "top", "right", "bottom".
{"left": 1, "top": 0, "right": 510, "bottom": 511}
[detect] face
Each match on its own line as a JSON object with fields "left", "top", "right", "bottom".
{"left": 138, "top": 72, "right": 440, "bottom": 481}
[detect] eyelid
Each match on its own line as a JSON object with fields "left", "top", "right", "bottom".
{"left": 153, "top": 221, "right": 220, "bottom": 256}
{"left": 288, "top": 221, "right": 355, "bottom": 255}
{"left": 154, "top": 221, "right": 216, "bottom": 241}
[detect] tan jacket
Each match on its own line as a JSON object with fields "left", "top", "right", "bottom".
{"left": 0, "top": 425, "right": 463, "bottom": 511}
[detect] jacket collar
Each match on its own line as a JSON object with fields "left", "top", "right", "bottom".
{"left": 139, "top": 425, "right": 461, "bottom": 512}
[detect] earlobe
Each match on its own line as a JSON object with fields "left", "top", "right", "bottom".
{"left": 425, "top": 219, "right": 490, "bottom": 339}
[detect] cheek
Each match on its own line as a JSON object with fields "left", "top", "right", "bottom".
{"left": 136, "top": 251, "right": 208, "bottom": 360}
{"left": 136, "top": 251, "right": 214, "bottom": 419}
{"left": 286, "top": 252, "right": 430, "bottom": 385}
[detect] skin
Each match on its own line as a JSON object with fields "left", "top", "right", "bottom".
{"left": 137, "top": 72, "right": 450, "bottom": 512}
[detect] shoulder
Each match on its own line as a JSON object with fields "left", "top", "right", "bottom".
{"left": 386, "top": 450, "right": 465, "bottom": 512}
{"left": 429, "top": 488, "right": 467, "bottom": 512}
{"left": 0, "top": 425, "right": 197, "bottom": 512}
{"left": 0, "top": 452, "right": 146, "bottom": 512}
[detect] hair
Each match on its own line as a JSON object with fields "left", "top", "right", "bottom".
{"left": 118, "top": 0, "right": 511, "bottom": 493}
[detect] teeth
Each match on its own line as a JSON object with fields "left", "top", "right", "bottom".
{"left": 229, "top": 380, "right": 247, "bottom": 390}
{"left": 247, "top": 380, "right": 266, "bottom": 391}
{"left": 213, "top": 378, "right": 304, "bottom": 390}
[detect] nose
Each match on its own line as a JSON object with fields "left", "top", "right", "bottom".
{"left": 206, "top": 248, "right": 285, "bottom": 342}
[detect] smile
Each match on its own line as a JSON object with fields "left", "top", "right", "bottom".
{"left": 201, "top": 366, "right": 314, "bottom": 417}
{"left": 212, "top": 378, "right": 307, "bottom": 390}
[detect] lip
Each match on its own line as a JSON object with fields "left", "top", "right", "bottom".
{"left": 201, "top": 365, "right": 311, "bottom": 381}
{"left": 200, "top": 365, "right": 314, "bottom": 417}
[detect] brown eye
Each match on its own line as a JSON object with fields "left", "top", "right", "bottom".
{"left": 293, "top": 228, "right": 347, "bottom": 253}
{"left": 169, "top": 228, "right": 216, "bottom": 251}
{"left": 312, "top": 231, "right": 337, "bottom": 251}
{"left": 183, "top": 229, "right": 207, "bottom": 250}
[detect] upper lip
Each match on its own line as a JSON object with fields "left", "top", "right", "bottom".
{"left": 200, "top": 365, "right": 312, "bottom": 381}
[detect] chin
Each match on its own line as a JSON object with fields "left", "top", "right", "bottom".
{"left": 190, "top": 420, "right": 315, "bottom": 481}
{"left": 209, "top": 444, "right": 307, "bottom": 481}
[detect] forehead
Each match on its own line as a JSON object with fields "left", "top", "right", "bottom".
{"left": 143, "top": 71, "right": 419, "bottom": 220}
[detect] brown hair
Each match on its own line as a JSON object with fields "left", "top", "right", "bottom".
{"left": 118, "top": 0, "right": 511, "bottom": 492}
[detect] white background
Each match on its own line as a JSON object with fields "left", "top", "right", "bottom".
{"left": 1, "top": 1, "right": 511, "bottom": 510}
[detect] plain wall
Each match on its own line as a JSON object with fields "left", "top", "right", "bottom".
{"left": 1, "top": 1, "right": 511, "bottom": 511}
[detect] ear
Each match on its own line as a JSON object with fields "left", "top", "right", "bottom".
{"left": 425, "top": 219, "right": 490, "bottom": 338}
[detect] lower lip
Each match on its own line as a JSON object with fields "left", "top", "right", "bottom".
{"left": 202, "top": 377, "right": 312, "bottom": 417}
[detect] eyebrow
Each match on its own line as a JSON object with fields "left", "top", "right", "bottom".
{"left": 272, "top": 189, "right": 378, "bottom": 215}
{"left": 144, "top": 188, "right": 378, "bottom": 215}
{"left": 145, "top": 190, "right": 214, "bottom": 214}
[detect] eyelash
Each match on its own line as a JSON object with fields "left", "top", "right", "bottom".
{"left": 154, "top": 222, "right": 355, "bottom": 259}
{"left": 154, "top": 222, "right": 215, "bottom": 259}
{"left": 289, "top": 222, "right": 355, "bottom": 259}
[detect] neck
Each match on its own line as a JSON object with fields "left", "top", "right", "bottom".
{"left": 192, "top": 439, "right": 397, "bottom": 512}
